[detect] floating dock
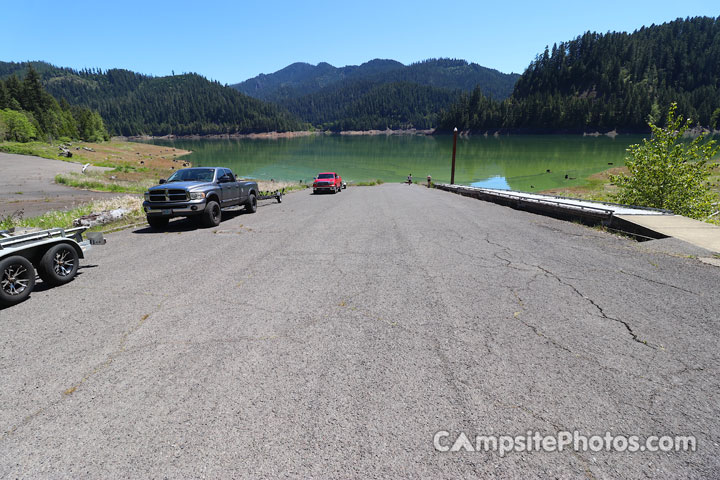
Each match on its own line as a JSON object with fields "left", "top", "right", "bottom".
{"left": 435, "top": 183, "right": 720, "bottom": 252}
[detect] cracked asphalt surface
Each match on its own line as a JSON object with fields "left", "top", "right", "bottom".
{"left": 1, "top": 184, "right": 719, "bottom": 478}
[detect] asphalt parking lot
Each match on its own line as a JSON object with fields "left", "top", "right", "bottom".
{"left": 1, "top": 183, "right": 719, "bottom": 478}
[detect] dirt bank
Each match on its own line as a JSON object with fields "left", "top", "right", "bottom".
{"left": 0, "top": 141, "right": 192, "bottom": 219}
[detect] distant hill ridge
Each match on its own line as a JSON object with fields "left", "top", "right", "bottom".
{"left": 232, "top": 58, "right": 520, "bottom": 130}
{"left": 12, "top": 15, "right": 715, "bottom": 139}
{"left": 233, "top": 58, "right": 518, "bottom": 102}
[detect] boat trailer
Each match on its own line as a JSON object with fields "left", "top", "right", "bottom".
{"left": 0, "top": 227, "right": 105, "bottom": 307}
{"left": 257, "top": 188, "right": 285, "bottom": 203}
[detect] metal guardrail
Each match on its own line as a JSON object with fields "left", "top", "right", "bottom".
{"left": 436, "top": 184, "right": 614, "bottom": 217}
{"left": 436, "top": 183, "right": 672, "bottom": 216}
{"left": 482, "top": 189, "right": 613, "bottom": 216}
{"left": 501, "top": 189, "right": 673, "bottom": 214}
{"left": 434, "top": 183, "right": 677, "bottom": 241}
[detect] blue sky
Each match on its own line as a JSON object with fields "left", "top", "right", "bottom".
{"left": 1, "top": 0, "right": 717, "bottom": 84}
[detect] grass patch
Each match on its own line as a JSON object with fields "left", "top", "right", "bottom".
{"left": 1, "top": 196, "right": 144, "bottom": 232}
{"left": 351, "top": 179, "right": 385, "bottom": 186}
{"left": 254, "top": 180, "right": 307, "bottom": 193}
{"left": 55, "top": 173, "right": 154, "bottom": 194}
{"left": 283, "top": 184, "right": 309, "bottom": 192}
{"left": 1, "top": 205, "right": 93, "bottom": 231}
{"left": 0, "top": 141, "right": 89, "bottom": 162}
{"left": 255, "top": 180, "right": 302, "bottom": 191}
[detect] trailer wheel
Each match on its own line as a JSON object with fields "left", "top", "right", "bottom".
{"left": 38, "top": 243, "right": 79, "bottom": 286}
{"left": 245, "top": 194, "right": 257, "bottom": 213}
{"left": 202, "top": 200, "right": 222, "bottom": 227}
{"left": 0, "top": 255, "right": 36, "bottom": 306}
{"left": 147, "top": 216, "right": 169, "bottom": 230}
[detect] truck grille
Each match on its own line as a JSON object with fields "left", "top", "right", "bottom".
{"left": 149, "top": 189, "right": 187, "bottom": 202}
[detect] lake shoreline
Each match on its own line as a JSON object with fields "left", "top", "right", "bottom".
{"left": 119, "top": 128, "right": 435, "bottom": 141}
{"left": 120, "top": 129, "right": 629, "bottom": 140}
{"left": 116, "top": 126, "right": 719, "bottom": 141}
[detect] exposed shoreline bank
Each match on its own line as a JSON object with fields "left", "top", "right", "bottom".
{"left": 0, "top": 140, "right": 194, "bottom": 219}
{"left": 119, "top": 128, "right": 435, "bottom": 141}
{"left": 119, "top": 126, "right": 720, "bottom": 141}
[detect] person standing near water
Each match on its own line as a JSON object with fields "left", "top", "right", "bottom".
{"left": 407, "top": 173, "right": 412, "bottom": 184}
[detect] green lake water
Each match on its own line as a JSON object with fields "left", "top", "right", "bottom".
{"left": 146, "top": 134, "right": 648, "bottom": 192}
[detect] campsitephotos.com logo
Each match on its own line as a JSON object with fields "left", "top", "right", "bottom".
{"left": 433, "top": 430, "right": 697, "bottom": 457}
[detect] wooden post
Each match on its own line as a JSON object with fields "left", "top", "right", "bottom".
{"left": 451, "top": 127, "right": 458, "bottom": 185}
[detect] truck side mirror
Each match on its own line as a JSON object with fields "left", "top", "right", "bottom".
{"left": 159, "top": 179, "right": 167, "bottom": 184}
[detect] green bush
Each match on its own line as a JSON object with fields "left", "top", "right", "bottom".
{"left": 611, "top": 103, "right": 719, "bottom": 219}
{"left": 0, "top": 109, "right": 37, "bottom": 142}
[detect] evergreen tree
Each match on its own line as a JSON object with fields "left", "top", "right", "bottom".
{"left": 439, "top": 16, "right": 720, "bottom": 133}
{"left": 0, "top": 69, "right": 109, "bottom": 142}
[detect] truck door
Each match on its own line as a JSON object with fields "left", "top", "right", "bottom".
{"left": 238, "top": 182, "right": 247, "bottom": 203}
{"left": 218, "top": 169, "right": 239, "bottom": 206}
{"left": 233, "top": 170, "right": 247, "bottom": 202}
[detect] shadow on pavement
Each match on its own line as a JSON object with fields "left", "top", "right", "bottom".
{"left": 132, "top": 208, "right": 249, "bottom": 234}
{"left": 0, "top": 271, "right": 88, "bottom": 310}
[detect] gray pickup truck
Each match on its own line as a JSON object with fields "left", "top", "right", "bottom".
{"left": 143, "top": 167, "right": 259, "bottom": 229}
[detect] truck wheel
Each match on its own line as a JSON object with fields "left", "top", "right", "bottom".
{"left": 245, "top": 193, "right": 257, "bottom": 213}
{"left": 37, "top": 243, "right": 79, "bottom": 286}
{"left": 0, "top": 255, "right": 35, "bottom": 306}
{"left": 202, "top": 200, "right": 222, "bottom": 227}
{"left": 147, "top": 216, "right": 169, "bottom": 230}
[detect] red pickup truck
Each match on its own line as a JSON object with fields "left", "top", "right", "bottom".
{"left": 313, "top": 172, "right": 346, "bottom": 194}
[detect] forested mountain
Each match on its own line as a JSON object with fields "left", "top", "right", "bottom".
{"left": 282, "top": 81, "right": 459, "bottom": 130}
{"left": 439, "top": 16, "right": 720, "bottom": 133}
{"left": 232, "top": 59, "right": 406, "bottom": 101}
{"left": 0, "top": 61, "right": 306, "bottom": 136}
{"left": 8, "top": 15, "right": 716, "bottom": 139}
{"left": 0, "top": 66, "right": 108, "bottom": 142}
{"left": 233, "top": 59, "right": 519, "bottom": 131}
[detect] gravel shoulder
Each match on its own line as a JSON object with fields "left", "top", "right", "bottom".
{"left": 1, "top": 184, "right": 718, "bottom": 478}
{"left": 0, "top": 152, "right": 115, "bottom": 218}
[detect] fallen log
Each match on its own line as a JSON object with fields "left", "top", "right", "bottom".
{"left": 73, "top": 208, "right": 130, "bottom": 227}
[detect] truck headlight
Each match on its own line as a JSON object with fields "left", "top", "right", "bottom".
{"left": 189, "top": 192, "right": 206, "bottom": 200}
{"left": 144, "top": 192, "right": 150, "bottom": 201}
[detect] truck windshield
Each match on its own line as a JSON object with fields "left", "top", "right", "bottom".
{"left": 317, "top": 174, "right": 334, "bottom": 179}
{"left": 167, "top": 169, "right": 215, "bottom": 183}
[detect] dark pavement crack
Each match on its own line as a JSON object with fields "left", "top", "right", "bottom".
{"left": 619, "top": 269, "right": 699, "bottom": 295}
{"left": 534, "top": 265, "right": 656, "bottom": 349}
{"left": 510, "top": 289, "right": 573, "bottom": 354}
